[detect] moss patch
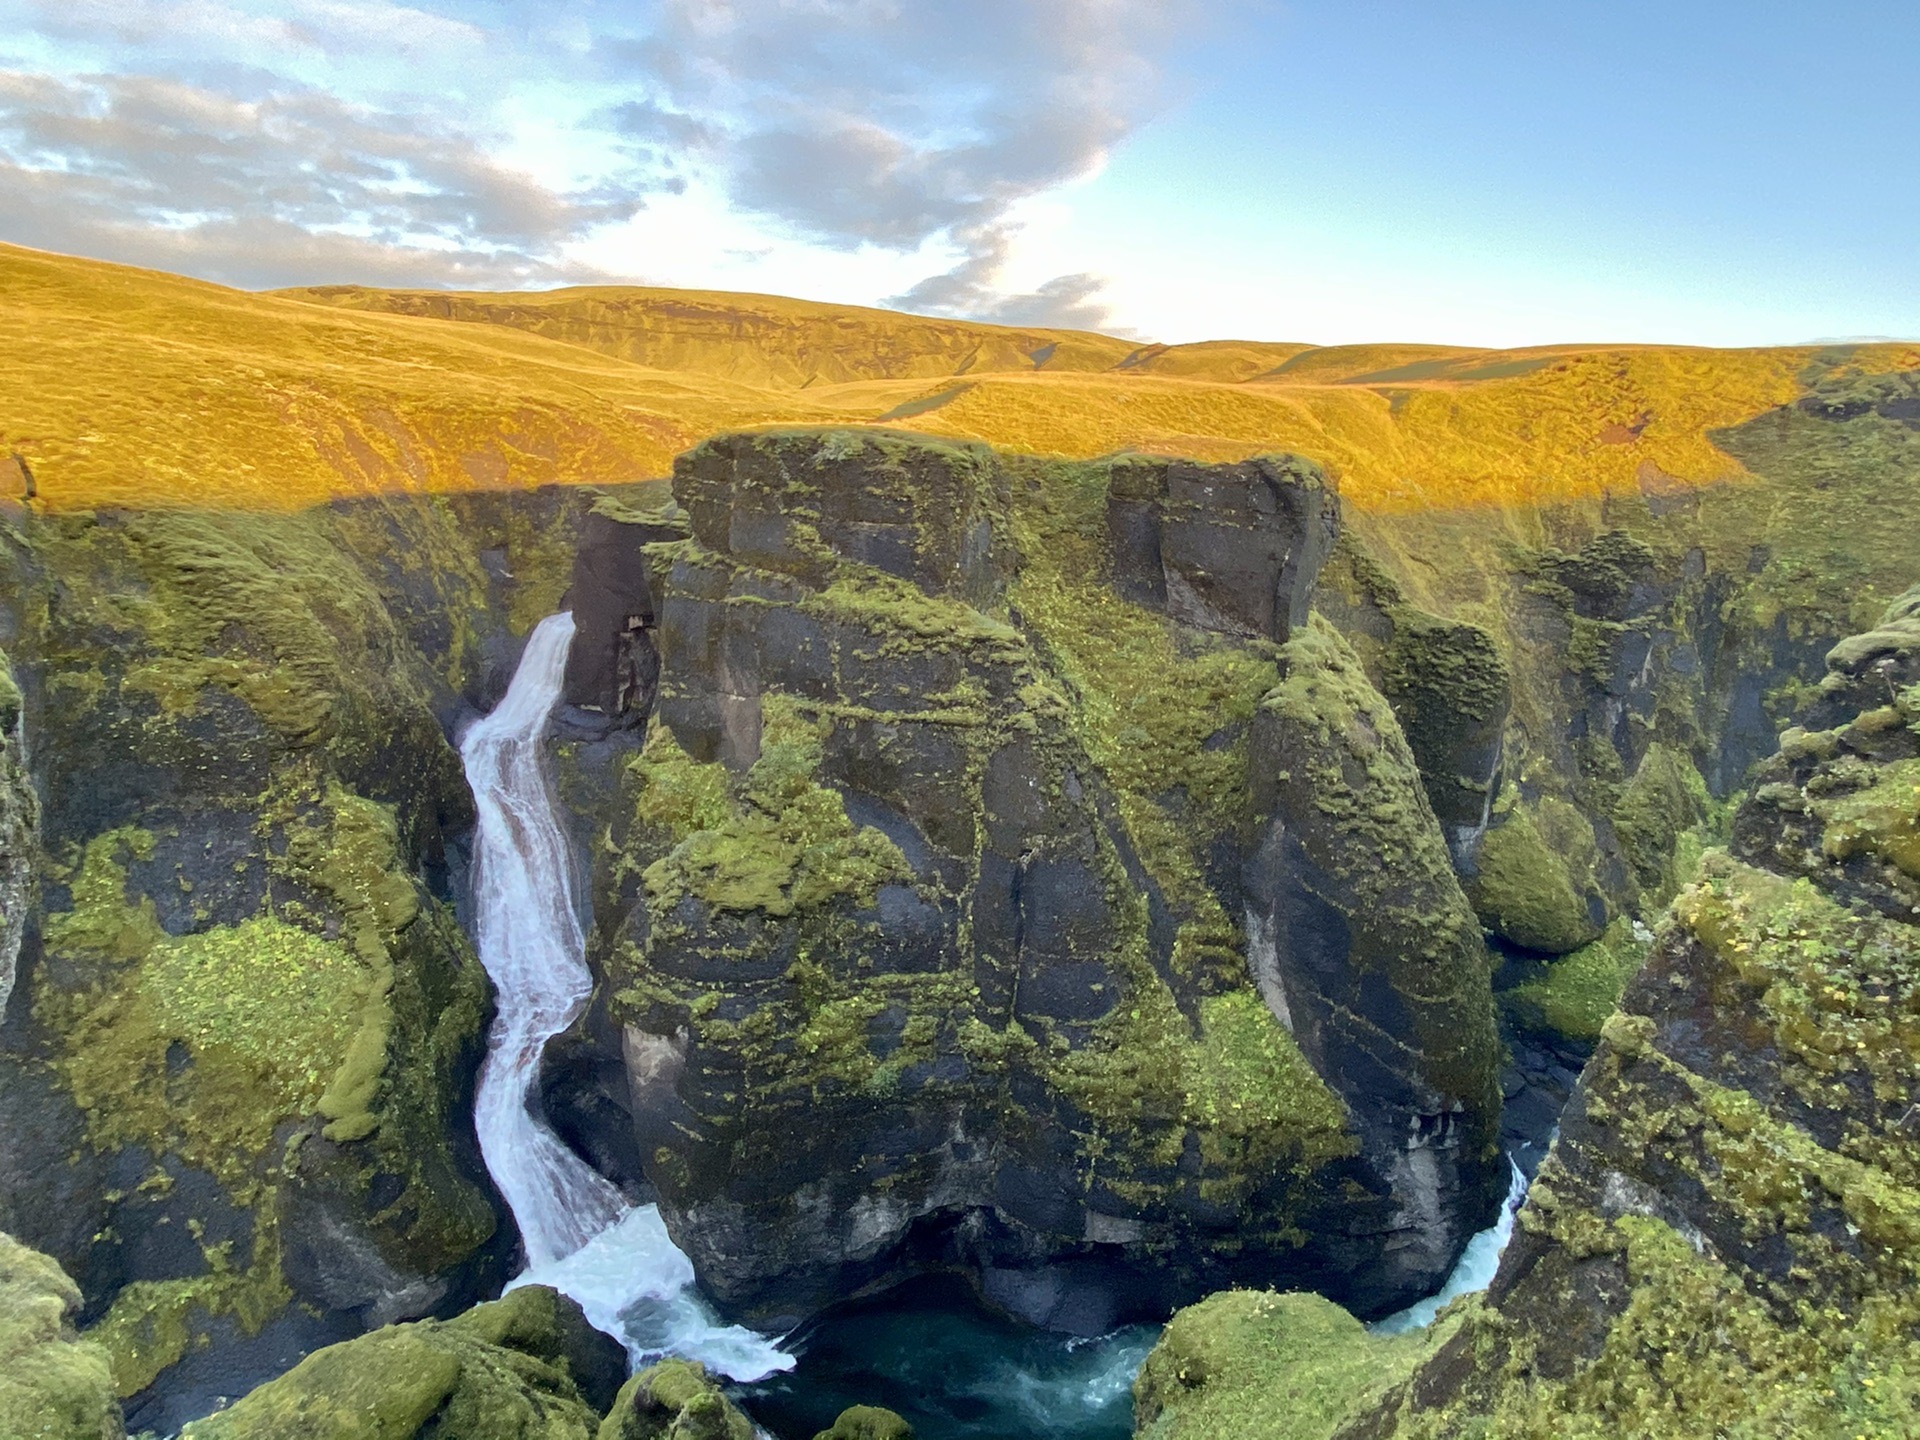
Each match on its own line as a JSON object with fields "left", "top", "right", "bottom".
{"left": 38, "top": 829, "right": 377, "bottom": 1191}
{"left": 635, "top": 697, "right": 910, "bottom": 917}
{"left": 181, "top": 1287, "right": 606, "bottom": 1440}
{"left": 599, "top": 1358, "right": 755, "bottom": 1440}
{"left": 1502, "top": 918, "right": 1652, "bottom": 1041}
{"left": 1134, "top": 1289, "right": 1455, "bottom": 1440}
{"left": 0, "top": 1231, "right": 124, "bottom": 1440}
{"left": 1468, "top": 796, "right": 1603, "bottom": 955}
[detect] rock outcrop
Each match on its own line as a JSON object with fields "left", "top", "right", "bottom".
{"left": 0, "top": 1230, "right": 124, "bottom": 1440}
{"left": 568, "top": 429, "right": 1504, "bottom": 1333}
{"left": 1167, "top": 582, "right": 1920, "bottom": 1438}
{"left": 0, "top": 489, "right": 630, "bottom": 1427}
{"left": 179, "top": 1284, "right": 625, "bottom": 1440}
{"left": 0, "top": 645, "right": 37, "bottom": 1021}
{"left": 598, "top": 1359, "right": 759, "bottom": 1440}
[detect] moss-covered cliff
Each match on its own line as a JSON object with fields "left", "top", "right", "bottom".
{"left": 1140, "top": 581, "right": 1920, "bottom": 1438}
{"left": 0, "top": 486, "right": 642, "bottom": 1429}
{"left": 559, "top": 429, "right": 1502, "bottom": 1336}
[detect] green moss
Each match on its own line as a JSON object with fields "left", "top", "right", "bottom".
{"left": 0, "top": 1231, "right": 124, "bottom": 1440}
{"left": 38, "top": 830, "right": 375, "bottom": 1189}
{"left": 635, "top": 697, "right": 909, "bottom": 918}
{"left": 1375, "top": 850, "right": 1920, "bottom": 1439}
{"left": 1468, "top": 797, "right": 1603, "bottom": 954}
{"left": 599, "top": 1358, "right": 755, "bottom": 1440}
{"left": 0, "top": 648, "right": 21, "bottom": 732}
{"left": 1503, "top": 918, "right": 1651, "bottom": 1041}
{"left": 1133, "top": 1289, "right": 1457, "bottom": 1440}
{"left": 1186, "top": 992, "right": 1353, "bottom": 1180}
{"left": 87, "top": 1214, "right": 292, "bottom": 1398}
{"left": 810, "top": 1406, "right": 915, "bottom": 1440}
{"left": 1820, "top": 756, "right": 1920, "bottom": 880}
{"left": 181, "top": 1289, "right": 604, "bottom": 1440}
{"left": 1611, "top": 742, "right": 1712, "bottom": 903}
{"left": 1005, "top": 455, "right": 1281, "bottom": 985}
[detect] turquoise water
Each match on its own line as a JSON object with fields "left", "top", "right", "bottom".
{"left": 735, "top": 1276, "right": 1160, "bottom": 1440}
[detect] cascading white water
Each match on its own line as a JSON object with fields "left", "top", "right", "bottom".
{"left": 1369, "top": 1156, "right": 1529, "bottom": 1335}
{"left": 462, "top": 611, "right": 793, "bottom": 1383}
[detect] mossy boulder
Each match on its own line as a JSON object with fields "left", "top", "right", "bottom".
{"left": 810, "top": 1404, "right": 915, "bottom": 1440}
{"left": 0, "top": 1231, "right": 124, "bottom": 1440}
{"left": 1132, "top": 1289, "right": 1450, "bottom": 1440}
{"left": 1465, "top": 795, "right": 1605, "bottom": 955}
{"left": 596, "top": 1359, "right": 755, "bottom": 1440}
{"left": 584, "top": 431, "right": 1503, "bottom": 1334}
{"left": 179, "top": 1286, "right": 617, "bottom": 1440}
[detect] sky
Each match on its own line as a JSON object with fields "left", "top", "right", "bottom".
{"left": 1, "top": 0, "right": 1915, "bottom": 347}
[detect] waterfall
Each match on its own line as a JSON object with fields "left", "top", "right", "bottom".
{"left": 462, "top": 611, "right": 793, "bottom": 1383}
{"left": 1369, "top": 1156, "right": 1529, "bottom": 1335}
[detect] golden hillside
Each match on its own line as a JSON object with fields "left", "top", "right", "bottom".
{"left": 6, "top": 242, "right": 1918, "bottom": 514}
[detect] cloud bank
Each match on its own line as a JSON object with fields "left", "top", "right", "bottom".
{"left": 0, "top": 0, "right": 1199, "bottom": 324}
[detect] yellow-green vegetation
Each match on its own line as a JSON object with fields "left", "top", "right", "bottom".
{"left": 1502, "top": 918, "right": 1652, "bottom": 1041}
{"left": 1467, "top": 796, "right": 1604, "bottom": 955}
{"left": 634, "top": 699, "right": 910, "bottom": 917}
{"left": 86, "top": 1216, "right": 291, "bottom": 1399}
{"left": 809, "top": 1405, "right": 915, "bottom": 1440}
{"left": 12, "top": 243, "right": 1918, "bottom": 523}
{"left": 1185, "top": 992, "right": 1351, "bottom": 1179}
{"left": 38, "top": 829, "right": 376, "bottom": 1189}
{"left": 1133, "top": 1289, "right": 1457, "bottom": 1440}
{"left": 1820, "top": 756, "right": 1920, "bottom": 879}
{"left": 0, "top": 243, "right": 830, "bottom": 511}
{"left": 1363, "top": 855, "right": 1920, "bottom": 1438}
{"left": 0, "top": 1231, "right": 125, "bottom": 1440}
{"left": 281, "top": 281, "right": 1138, "bottom": 389}
{"left": 598, "top": 1358, "right": 756, "bottom": 1440}
{"left": 181, "top": 1285, "right": 606, "bottom": 1440}
{"left": 1611, "top": 742, "right": 1714, "bottom": 904}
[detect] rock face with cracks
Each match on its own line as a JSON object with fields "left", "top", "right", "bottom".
{"left": 1167, "top": 582, "right": 1920, "bottom": 1439}
{"left": 560, "top": 429, "right": 1505, "bottom": 1334}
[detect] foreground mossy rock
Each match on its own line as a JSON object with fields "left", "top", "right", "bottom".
{"left": 0, "top": 1232, "right": 124, "bottom": 1440}
{"left": 810, "top": 1405, "right": 914, "bottom": 1440}
{"left": 1310, "top": 593, "right": 1920, "bottom": 1439}
{"left": 181, "top": 1285, "right": 622, "bottom": 1440}
{"left": 597, "top": 1359, "right": 754, "bottom": 1440}
{"left": 1132, "top": 1289, "right": 1448, "bottom": 1440}
{"left": 580, "top": 429, "right": 1506, "bottom": 1332}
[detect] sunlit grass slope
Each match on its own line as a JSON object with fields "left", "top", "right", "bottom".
{"left": 278, "top": 281, "right": 1144, "bottom": 387}
{"left": 6, "top": 241, "right": 1918, "bottom": 515}
{"left": 0, "top": 244, "right": 840, "bottom": 510}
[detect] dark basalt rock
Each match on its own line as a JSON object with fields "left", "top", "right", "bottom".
{"left": 562, "top": 505, "right": 685, "bottom": 729}
{"left": 575, "top": 429, "right": 1505, "bottom": 1335}
{"left": 1105, "top": 452, "right": 1336, "bottom": 642}
{"left": 1242, "top": 619, "right": 1504, "bottom": 1308}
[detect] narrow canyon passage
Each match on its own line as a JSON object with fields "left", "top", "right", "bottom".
{"left": 461, "top": 610, "right": 792, "bottom": 1383}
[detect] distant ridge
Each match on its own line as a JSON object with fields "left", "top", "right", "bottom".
{"left": 4, "top": 240, "right": 1917, "bottom": 514}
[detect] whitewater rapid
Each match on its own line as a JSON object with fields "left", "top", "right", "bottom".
{"left": 461, "top": 611, "right": 793, "bottom": 1383}
{"left": 1370, "top": 1156, "right": 1529, "bottom": 1335}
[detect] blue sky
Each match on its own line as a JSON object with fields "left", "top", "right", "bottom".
{"left": 1, "top": 0, "right": 1913, "bottom": 345}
